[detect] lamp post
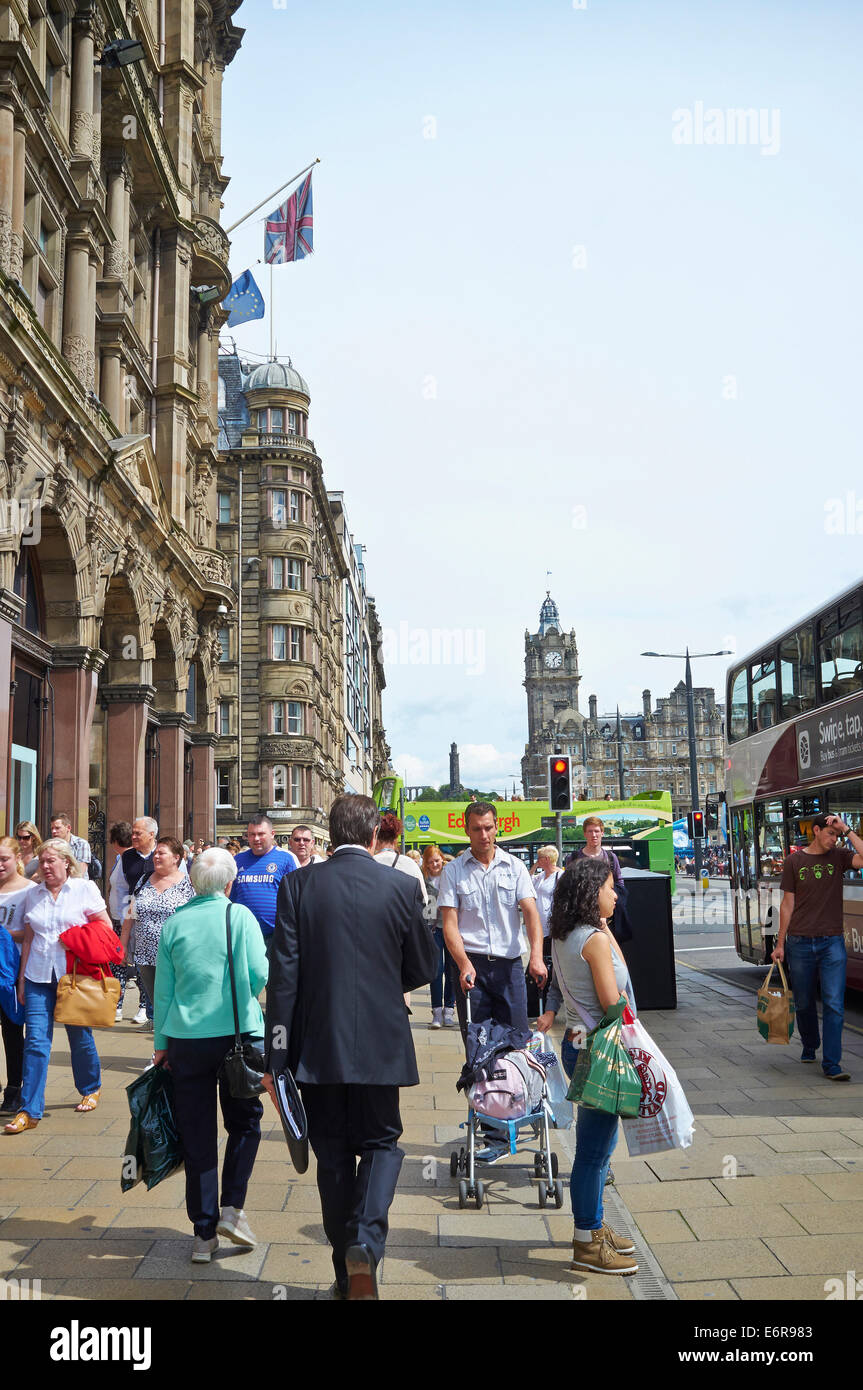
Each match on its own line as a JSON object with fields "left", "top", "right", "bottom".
{"left": 641, "top": 648, "right": 731, "bottom": 887}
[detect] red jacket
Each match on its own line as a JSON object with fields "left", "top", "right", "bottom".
{"left": 60, "top": 921, "right": 123, "bottom": 979}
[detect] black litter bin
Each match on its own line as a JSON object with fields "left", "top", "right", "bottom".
{"left": 619, "top": 868, "right": 676, "bottom": 1011}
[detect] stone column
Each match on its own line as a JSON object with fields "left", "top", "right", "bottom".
{"left": 102, "top": 685, "right": 156, "bottom": 829}
{"left": 50, "top": 649, "right": 106, "bottom": 840}
{"left": 63, "top": 232, "right": 92, "bottom": 387}
{"left": 188, "top": 734, "right": 215, "bottom": 842}
{"left": 100, "top": 347, "right": 124, "bottom": 429}
{"left": 104, "top": 162, "right": 128, "bottom": 282}
{"left": 0, "top": 101, "right": 13, "bottom": 277}
{"left": 11, "top": 121, "right": 24, "bottom": 281}
{"left": 156, "top": 712, "right": 190, "bottom": 840}
{"left": 70, "top": 23, "right": 95, "bottom": 159}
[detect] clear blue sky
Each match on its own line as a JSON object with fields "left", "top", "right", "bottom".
{"left": 220, "top": 0, "right": 863, "bottom": 792}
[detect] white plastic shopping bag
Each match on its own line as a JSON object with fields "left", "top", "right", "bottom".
{"left": 543, "top": 1047, "right": 574, "bottom": 1131}
{"left": 620, "top": 1019, "right": 695, "bottom": 1156}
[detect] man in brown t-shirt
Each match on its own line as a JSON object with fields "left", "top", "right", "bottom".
{"left": 773, "top": 813, "right": 863, "bottom": 1079}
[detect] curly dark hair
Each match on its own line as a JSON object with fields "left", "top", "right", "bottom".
{"left": 549, "top": 857, "right": 614, "bottom": 940}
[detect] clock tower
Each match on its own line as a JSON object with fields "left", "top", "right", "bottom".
{"left": 521, "top": 592, "right": 584, "bottom": 800}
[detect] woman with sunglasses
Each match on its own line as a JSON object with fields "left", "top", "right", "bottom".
{"left": 15, "top": 823, "right": 43, "bottom": 880}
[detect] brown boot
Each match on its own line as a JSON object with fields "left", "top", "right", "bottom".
{"left": 571, "top": 1228, "right": 638, "bottom": 1276}
{"left": 601, "top": 1222, "right": 635, "bottom": 1254}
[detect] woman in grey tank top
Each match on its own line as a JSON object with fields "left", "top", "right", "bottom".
{"left": 548, "top": 858, "right": 639, "bottom": 1277}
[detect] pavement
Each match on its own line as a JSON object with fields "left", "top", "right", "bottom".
{"left": 1, "top": 961, "right": 863, "bottom": 1302}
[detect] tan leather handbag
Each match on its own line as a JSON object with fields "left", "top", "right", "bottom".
{"left": 54, "top": 962, "right": 121, "bottom": 1029}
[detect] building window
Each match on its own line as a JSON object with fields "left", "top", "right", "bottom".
{"left": 270, "top": 556, "right": 285, "bottom": 589}
{"left": 270, "top": 407, "right": 283, "bottom": 433}
{"left": 287, "top": 701, "right": 303, "bottom": 734}
{"left": 218, "top": 701, "right": 230, "bottom": 735}
{"left": 289, "top": 490, "right": 301, "bottom": 522}
{"left": 216, "top": 766, "right": 232, "bottom": 806}
{"left": 218, "top": 492, "right": 231, "bottom": 524}
{"left": 271, "top": 624, "right": 287, "bottom": 661}
{"left": 287, "top": 558, "right": 302, "bottom": 591}
{"left": 270, "top": 489, "right": 287, "bottom": 526}
{"left": 290, "top": 767, "right": 303, "bottom": 807}
{"left": 218, "top": 627, "right": 230, "bottom": 663}
{"left": 346, "top": 732, "right": 358, "bottom": 764}
{"left": 271, "top": 701, "right": 285, "bottom": 733}
{"left": 290, "top": 626, "right": 302, "bottom": 661}
{"left": 671, "top": 743, "right": 677, "bottom": 756}
{"left": 272, "top": 765, "right": 287, "bottom": 806}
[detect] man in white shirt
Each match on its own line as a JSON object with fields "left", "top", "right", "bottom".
{"left": 288, "top": 825, "right": 326, "bottom": 867}
{"left": 439, "top": 802, "right": 546, "bottom": 1042}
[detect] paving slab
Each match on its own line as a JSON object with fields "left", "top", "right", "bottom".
{"left": 654, "top": 1239, "right": 787, "bottom": 1281}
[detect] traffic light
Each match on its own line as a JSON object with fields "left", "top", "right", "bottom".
{"left": 548, "top": 754, "right": 572, "bottom": 812}
{"left": 687, "top": 810, "right": 706, "bottom": 839}
{"left": 705, "top": 799, "right": 719, "bottom": 832}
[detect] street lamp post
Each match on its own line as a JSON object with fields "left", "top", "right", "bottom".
{"left": 641, "top": 647, "right": 732, "bottom": 886}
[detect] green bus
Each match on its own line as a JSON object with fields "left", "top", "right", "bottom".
{"left": 372, "top": 775, "right": 675, "bottom": 881}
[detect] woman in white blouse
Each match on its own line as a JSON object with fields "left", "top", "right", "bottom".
{"left": 4, "top": 839, "right": 113, "bottom": 1134}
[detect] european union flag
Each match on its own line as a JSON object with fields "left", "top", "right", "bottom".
{"left": 222, "top": 269, "right": 265, "bottom": 327}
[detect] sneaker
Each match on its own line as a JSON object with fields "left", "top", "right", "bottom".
{"left": 143, "top": 1020, "right": 154, "bottom": 1034}
{"left": 475, "top": 1140, "right": 507, "bottom": 1164}
{"left": 216, "top": 1206, "right": 257, "bottom": 1248}
{"left": 0, "top": 1086, "right": 22, "bottom": 1115}
{"left": 601, "top": 1223, "right": 636, "bottom": 1254}
{"left": 191, "top": 1234, "right": 219, "bottom": 1264}
{"left": 605, "top": 1167, "right": 615, "bottom": 1185}
{"left": 429, "top": 1008, "right": 443, "bottom": 1029}
{"left": 570, "top": 1229, "right": 638, "bottom": 1276}
{"left": 132, "top": 1007, "right": 147, "bottom": 1025}
{"left": 443, "top": 1007, "right": 457, "bottom": 1028}
{"left": 115, "top": 1005, "right": 124, "bottom": 1024}
{"left": 800, "top": 1049, "right": 817, "bottom": 1063}
{"left": 823, "top": 1067, "right": 851, "bottom": 1081}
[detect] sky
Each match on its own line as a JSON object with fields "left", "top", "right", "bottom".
{"left": 219, "top": 0, "right": 863, "bottom": 794}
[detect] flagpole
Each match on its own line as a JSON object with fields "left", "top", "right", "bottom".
{"left": 225, "top": 159, "right": 320, "bottom": 235}
{"left": 269, "top": 262, "right": 274, "bottom": 361}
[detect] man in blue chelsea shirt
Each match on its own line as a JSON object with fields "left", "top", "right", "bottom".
{"left": 231, "top": 815, "right": 298, "bottom": 957}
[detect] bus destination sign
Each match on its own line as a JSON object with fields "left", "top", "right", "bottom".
{"left": 797, "top": 693, "right": 863, "bottom": 782}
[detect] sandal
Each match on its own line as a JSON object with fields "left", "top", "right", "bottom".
{"left": 75, "top": 1090, "right": 101, "bottom": 1113}
{"left": 3, "top": 1111, "right": 39, "bottom": 1134}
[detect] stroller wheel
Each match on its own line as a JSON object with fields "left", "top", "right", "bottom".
{"left": 550, "top": 1152, "right": 559, "bottom": 1178}
{"left": 538, "top": 1183, "right": 548, "bottom": 1209}
{"left": 450, "top": 1152, "right": 459, "bottom": 1179}
{"left": 458, "top": 1179, "right": 469, "bottom": 1209}
{"left": 474, "top": 1181, "right": 485, "bottom": 1209}
{"left": 533, "top": 1153, "right": 543, "bottom": 1176}
{"left": 553, "top": 1180, "right": 564, "bottom": 1209}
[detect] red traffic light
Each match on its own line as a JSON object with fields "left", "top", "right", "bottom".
{"left": 552, "top": 759, "right": 567, "bottom": 774}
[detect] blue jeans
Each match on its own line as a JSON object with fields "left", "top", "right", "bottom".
{"left": 786, "top": 934, "right": 847, "bottom": 1072}
{"left": 21, "top": 978, "right": 101, "bottom": 1119}
{"left": 430, "top": 928, "right": 456, "bottom": 1010}
{"left": 561, "top": 1035, "right": 618, "bottom": 1228}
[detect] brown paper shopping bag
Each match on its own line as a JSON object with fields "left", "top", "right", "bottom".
{"left": 757, "top": 960, "right": 795, "bottom": 1044}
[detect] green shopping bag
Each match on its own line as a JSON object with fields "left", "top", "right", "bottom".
{"left": 564, "top": 998, "right": 642, "bottom": 1117}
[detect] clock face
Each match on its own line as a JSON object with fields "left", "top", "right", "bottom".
{"left": 544, "top": 650, "right": 563, "bottom": 670}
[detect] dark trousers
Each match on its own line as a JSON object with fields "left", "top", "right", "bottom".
{"left": 0, "top": 1006, "right": 24, "bottom": 1089}
{"left": 302, "top": 1083, "right": 404, "bottom": 1285}
{"left": 454, "top": 953, "right": 530, "bottom": 1044}
{"left": 166, "top": 1034, "right": 263, "bottom": 1239}
{"left": 525, "top": 939, "right": 553, "bottom": 1017}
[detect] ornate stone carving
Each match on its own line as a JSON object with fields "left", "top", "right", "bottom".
{"left": 62, "top": 334, "right": 90, "bottom": 386}
{"left": 0, "top": 208, "right": 13, "bottom": 277}
{"left": 70, "top": 110, "right": 94, "bottom": 159}
{"left": 105, "top": 239, "right": 126, "bottom": 279}
{"left": 115, "top": 447, "right": 154, "bottom": 510}
{"left": 192, "top": 458, "right": 213, "bottom": 547}
{"left": 9, "top": 230, "right": 23, "bottom": 282}
{"left": 192, "top": 213, "right": 230, "bottom": 270}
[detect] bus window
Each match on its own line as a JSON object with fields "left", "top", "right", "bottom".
{"left": 731, "top": 805, "right": 755, "bottom": 888}
{"left": 755, "top": 799, "right": 785, "bottom": 878}
{"left": 817, "top": 599, "right": 863, "bottom": 704}
{"left": 827, "top": 780, "right": 863, "bottom": 881}
{"left": 779, "top": 626, "right": 816, "bottom": 719}
{"left": 750, "top": 656, "right": 777, "bottom": 731}
{"left": 785, "top": 793, "right": 823, "bottom": 849}
{"left": 729, "top": 666, "right": 749, "bottom": 743}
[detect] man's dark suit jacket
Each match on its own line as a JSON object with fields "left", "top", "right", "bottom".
{"left": 266, "top": 845, "right": 437, "bottom": 1087}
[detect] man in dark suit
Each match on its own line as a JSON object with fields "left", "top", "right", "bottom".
{"left": 263, "top": 794, "right": 436, "bottom": 1301}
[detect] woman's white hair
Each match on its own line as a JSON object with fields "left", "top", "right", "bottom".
{"left": 38, "top": 838, "right": 86, "bottom": 878}
{"left": 190, "top": 846, "right": 237, "bottom": 896}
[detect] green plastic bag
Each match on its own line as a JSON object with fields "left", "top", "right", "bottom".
{"left": 121, "top": 1064, "right": 184, "bottom": 1192}
{"left": 564, "top": 998, "right": 642, "bottom": 1117}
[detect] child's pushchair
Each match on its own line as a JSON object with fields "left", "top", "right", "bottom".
{"left": 449, "top": 988, "right": 566, "bottom": 1210}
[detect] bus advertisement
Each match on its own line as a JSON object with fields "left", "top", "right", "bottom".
{"left": 372, "top": 776, "right": 676, "bottom": 880}
{"left": 725, "top": 581, "right": 863, "bottom": 991}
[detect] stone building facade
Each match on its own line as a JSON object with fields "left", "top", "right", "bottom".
{"left": 521, "top": 594, "right": 724, "bottom": 817}
{"left": 0, "top": 0, "right": 243, "bottom": 858}
{"left": 215, "top": 351, "right": 389, "bottom": 847}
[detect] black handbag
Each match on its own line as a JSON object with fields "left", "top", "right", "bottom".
{"left": 217, "top": 905, "right": 267, "bottom": 1100}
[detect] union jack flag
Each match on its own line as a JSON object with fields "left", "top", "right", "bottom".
{"left": 264, "top": 173, "right": 314, "bottom": 265}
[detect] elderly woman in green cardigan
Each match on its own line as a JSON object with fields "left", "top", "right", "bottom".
{"left": 153, "top": 847, "right": 268, "bottom": 1265}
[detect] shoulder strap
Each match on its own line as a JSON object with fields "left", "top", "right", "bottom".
{"left": 224, "top": 904, "right": 242, "bottom": 1045}
{"left": 550, "top": 936, "right": 599, "bottom": 1031}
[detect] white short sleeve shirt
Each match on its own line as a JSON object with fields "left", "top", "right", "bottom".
{"left": 22, "top": 878, "right": 108, "bottom": 984}
{"left": 437, "top": 848, "right": 536, "bottom": 958}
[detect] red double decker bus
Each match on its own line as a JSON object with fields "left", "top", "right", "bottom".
{"left": 726, "top": 581, "right": 863, "bottom": 991}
